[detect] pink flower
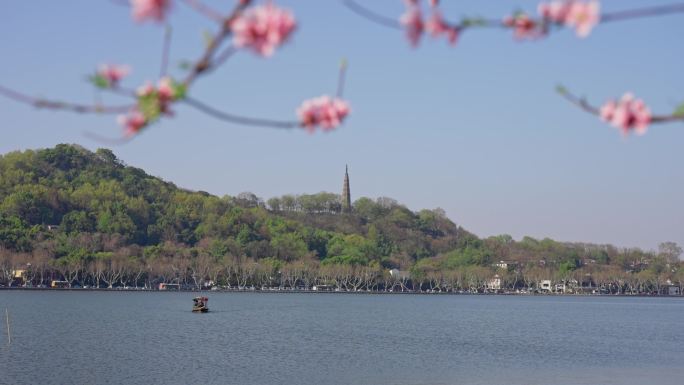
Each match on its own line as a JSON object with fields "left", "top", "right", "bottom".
{"left": 297, "top": 96, "right": 350, "bottom": 132}
{"left": 425, "top": 12, "right": 459, "bottom": 45}
{"left": 429, "top": 0, "right": 439, "bottom": 7}
{"left": 136, "top": 81, "right": 155, "bottom": 97}
{"left": 565, "top": 1, "right": 600, "bottom": 37}
{"left": 118, "top": 109, "right": 147, "bottom": 137}
{"left": 131, "top": 0, "right": 172, "bottom": 23}
{"left": 538, "top": 1, "right": 573, "bottom": 24}
{"left": 503, "top": 14, "right": 543, "bottom": 40}
{"left": 400, "top": 5, "right": 424, "bottom": 47}
{"left": 97, "top": 64, "right": 131, "bottom": 86}
{"left": 600, "top": 93, "right": 652, "bottom": 135}
{"left": 231, "top": 3, "right": 297, "bottom": 57}
{"left": 135, "top": 77, "right": 180, "bottom": 116}
{"left": 156, "top": 77, "right": 175, "bottom": 102}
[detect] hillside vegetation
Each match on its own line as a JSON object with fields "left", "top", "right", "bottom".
{"left": 0, "top": 144, "right": 681, "bottom": 292}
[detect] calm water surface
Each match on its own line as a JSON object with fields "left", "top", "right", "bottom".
{"left": 0, "top": 292, "right": 682, "bottom": 385}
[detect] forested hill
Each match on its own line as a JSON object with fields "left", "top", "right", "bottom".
{"left": 0, "top": 144, "right": 680, "bottom": 291}
{"left": 0, "top": 144, "right": 475, "bottom": 267}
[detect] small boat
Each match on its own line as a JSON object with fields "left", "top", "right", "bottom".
{"left": 192, "top": 296, "right": 209, "bottom": 312}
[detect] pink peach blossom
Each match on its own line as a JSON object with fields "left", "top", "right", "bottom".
{"left": 538, "top": 1, "right": 573, "bottom": 24}
{"left": 297, "top": 95, "right": 350, "bottom": 132}
{"left": 565, "top": 1, "right": 600, "bottom": 37}
{"left": 231, "top": 3, "right": 297, "bottom": 57}
{"left": 503, "top": 14, "right": 543, "bottom": 40}
{"left": 131, "top": 0, "right": 172, "bottom": 23}
{"left": 425, "top": 12, "right": 458, "bottom": 45}
{"left": 97, "top": 64, "right": 131, "bottom": 86}
{"left": 600, "top": 93, "right": 652, "bottom": 135}
{"left": 136, "top": 82, "right": 155, "bottom": 97}
{"left": 118, "top": 109, "right": 147, "bottom": 137}
{"left": 400, "top": 5, "right": 424, "bottom": 47}
{"left": 156, "top": 77, "right": 175, "bottom": 102}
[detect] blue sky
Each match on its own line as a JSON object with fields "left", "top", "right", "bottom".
{"left": 1, "top": 1, "right": 683, "bottom": 250}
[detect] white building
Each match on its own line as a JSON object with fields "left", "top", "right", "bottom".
{"left": 539, "top": 280, "right": 552, "bottom": 292}
{"left": 486, "top": 274, "right": 502, "bottom": 291}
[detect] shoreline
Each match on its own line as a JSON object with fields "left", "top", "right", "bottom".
{"left": 1, "top": 287, "right": 682, "bottom": 298}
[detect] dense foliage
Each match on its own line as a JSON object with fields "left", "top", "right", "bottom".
{"left": 0, "top": 145, "right": 681, "bottom": 293}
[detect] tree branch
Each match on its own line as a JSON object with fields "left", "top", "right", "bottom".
{"left": 183, "top": 96, "right": 300, "bottom": 129}
{"left": 0, "top": 84, "right": 133, "bottom": 114}
{"left": 557, "top": 86, "right": 684, "bottom": 125}
{"left": 181, "top": 0, "right": 225, "bottom": 23}
{"left": 341, "top": 0, "right": 402, "bottom": 30}
{"left": 336, "top": 59, "right": 348, "bottom": 98}
{"left": 344, "top": 1, "right": 684, "bottom": 37}
{"left": 160, "top": 25, "right": 173, "bottom": 78}
{"left": 601, "top": 3, "right": 684, "bottom": 23}
{"left": 182, "top": 0, "right": 253, "bottom": 89}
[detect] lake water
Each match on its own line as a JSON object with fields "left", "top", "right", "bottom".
{"left": 0, "top": 292, "right": 682, "bottom": 385}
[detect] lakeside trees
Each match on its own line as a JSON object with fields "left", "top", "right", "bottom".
{"left": 0, "top": 144, "right": 681, "bottom": 294}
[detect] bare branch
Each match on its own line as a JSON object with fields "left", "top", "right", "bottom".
{"left": 212, "top": 46, "right": 238, "bottom": 71}
{"left": 83, "top": 131, "right": 135, "bottom": 146}
{"left": 181, "top": 0, "right": 225, "bottom": 23}
{"left": 183, "top": 96, "right": 299, "bottom": 129}
{"left": 557, "top": 86, "right": 684, "bottom": 125}
{"left": 601, "top": 3, "right": 684, "bottom": 23}
{"left": 0, "top": 84, "right": 133, "bottom": 114}
{"left": 160, "top": 25, "right": 173, "bottom": 78}
{"left": 341, "top": 0, "right": 402, "bottom": 30}
{"left": 182, "top": 0, "right": 253, "bottom": 88}
{"left": 336, "top": 59, "right": 348, "bottom": 98}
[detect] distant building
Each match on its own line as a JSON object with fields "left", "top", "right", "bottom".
{"left": 493, "top": 261, "right": 517, "bottom": 270}
{"left": 486, "top": 274, "right": 502, "bottom": 291}
{"left": 539, "top": 280, "right": 552, "bottom": 292}
{"left": 158, "top": 283, "right": 180, "bottom": 290}
{"left": 341, "top": 165, "right": 351, "bottom": 212}
{"left": 312, "top": 285, "right": 334, "bottom": 291}
{"left": 664, "top": 282, "right": 681, "bottom": 296}
{"left": 51, "top": 280, "right": 69, "bottom": 288}
{"left": 389, "top": 269, "right": 409, "bottom": 279}
{"left": 10, "top": 269, "right": 27, "bottom": 286}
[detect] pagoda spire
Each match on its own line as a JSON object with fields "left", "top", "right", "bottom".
{"left": 342, "top": 165, "right": 351, "bottom": 212}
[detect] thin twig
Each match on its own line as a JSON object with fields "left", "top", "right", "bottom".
{"left": 160, "top": 25, "right": 173, "bottom": 78}
{"left": 181, "top": 0, "right": 225, "bottom": 22}
{"left": 183, "top": 97, "right": 299, "bottom": 129}
{"left": 0, "top": 84, "right": 133, "bottom": 114}
{"left": 557, "top": 86, "right": 684, "bottom": 124}
{"left": 212, "top": 46, "right": 238, "bottom": 71}
{"left": 341, "top": 0, "right": 402, "bottom": 30}
{"left": 557, "top": 87, "right": 600, "bottom": 116}
{"left": 182, "top": 0, "right": 253, "bottom": 88}
{"left": 602, "top": 3, "right": 684, "bottom": 23}
{"left": 336, "top": 59, "right": 348, "bottom": 98}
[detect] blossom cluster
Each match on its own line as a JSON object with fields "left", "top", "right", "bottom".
{"left": 600, "top": 93, "right": 652, "bottom": 135}
{"left": 400, "top": 0, "right": 459, "bottom": 47}
{"left": 297, "top": 96, "right": 350, "bottom": 132}
{"left": 231, "top": 3, "right": 297, "bottom": 57}
{"left": 505, "top": 0, "right": 601, "bottom": 40}
{"left": 118, "top": 77, "right": 186, "bottom": 137}
{"left": 538, "top": 0, "right": 600, "bottom": 37}
{"left": 94, "top": 64, "right": 131, "bottom": 88}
